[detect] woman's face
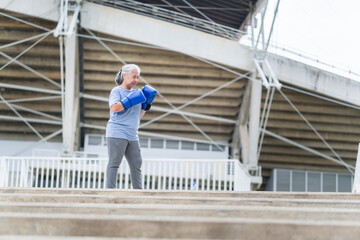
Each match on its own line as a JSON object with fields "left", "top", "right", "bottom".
{"left": 123, "top": 69, "right": 139, "bottom": 89}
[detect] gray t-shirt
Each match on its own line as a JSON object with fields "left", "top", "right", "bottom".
{"left": 106, "top": 86, "right": 142, "bottom": 141}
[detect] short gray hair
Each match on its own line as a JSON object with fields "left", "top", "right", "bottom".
{"left": 115, "top": 64, "right": 141, "bottom": 85}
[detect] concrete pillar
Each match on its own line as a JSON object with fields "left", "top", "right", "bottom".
{"left": 247, "top": 77, "right": 262, "bottom": 168}
{"left": 62, "top": 17, "right": 80, "bottom": 156}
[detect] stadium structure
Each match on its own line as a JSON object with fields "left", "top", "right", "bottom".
{"left": 0, "top": 0, "right": 360, "bottom": 192}
{"left": 2, "top": 1, "right": 360, "bottom": 239}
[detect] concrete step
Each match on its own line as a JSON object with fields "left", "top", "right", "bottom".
{"left": 1, "top": 212, "right": 360, "bottom": 240}
{"left": 0, "top": 192, "right": 359, "bottom": 209}
{"left": 1, "top": 188, "right": 358, "bottom": 200}
{"left": 1, "top": 188, "right": 360, "bottom": 239}
{"left": 1, "top": 202, "right": 360, "bottom": 221}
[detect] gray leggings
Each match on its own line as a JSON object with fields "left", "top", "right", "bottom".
{"left": 106, "top": 137, "right": 143, "bottom": 189}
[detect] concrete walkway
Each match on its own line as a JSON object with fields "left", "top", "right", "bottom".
{"left": 0, "top": 188, "right": 359, "bottom": 239}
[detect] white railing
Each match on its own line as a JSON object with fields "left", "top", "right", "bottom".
{"left": 0, "top": 157, "right": 251, "bottom": 191}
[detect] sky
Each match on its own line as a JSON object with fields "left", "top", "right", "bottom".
{"left": 247, "top": 0, "right": 360, "bottom": 79}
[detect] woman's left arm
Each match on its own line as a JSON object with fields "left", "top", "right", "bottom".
{"left": 141, "top": 109, "right": 146, "bottom": 118}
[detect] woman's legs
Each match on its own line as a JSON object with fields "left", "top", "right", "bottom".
{"left": 106, "top": 137, "right": 128, "bottom": 188}
{"left": 125, "top": 140, "right": 143, "bottom": 189}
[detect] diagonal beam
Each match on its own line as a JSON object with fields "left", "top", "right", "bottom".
{"left": 0, "top": 30, "right": 53, "bottom": 71}
{"left": 262, "top": 128, "right": 354, "bottom": 173}
{"left": 0, "top": 31, "right": 50, "bottom": 51}
{"left": 181, "top": 0, "right": 215, "bottom": 23}
{"left": 0, "top": 51, "right": 61, "bottom": 88}
{"left": 152, "top": 106, "right": 235, "bottom": 124}
{"left": 0, "top": 83, "right": 61, "bottom": 95}
{"left": 80, "top": 93, "right": 235, "bottom": 124}
{"left": 0, "top": 115, "right": 61, "bottom": 125}
{"left": 12, "top": 129, "right": 62, "bottom": 156}
{"left": 277, "top": 88, "right": 353, "bottom": 174}
{"left": 0, "top": 11, "right": 51, "bottom": 32}
{"left": 0, "top": 102, "right": 61, "bottom": 121}
{"left": 140, "top": 74, "right": 246, "bottom": 128}
{"left": 0, "top": 95, "right": 45, "bottom": 141}
{"left": 0, "top": 95, "right": 60, "bottom": 103}
{"left": 179, "top": 0, "right": 229, "bottom": 37}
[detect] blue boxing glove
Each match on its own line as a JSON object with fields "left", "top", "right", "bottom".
{"left": 141, "top": 85, "right": 157, "bottom": 111}
{"left": 120, "top": 89, "right": 146, "bottom": 109}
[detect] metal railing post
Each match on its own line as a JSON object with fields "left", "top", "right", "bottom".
{"left": 0, "top": 157, "right": 6, "bottom": 187}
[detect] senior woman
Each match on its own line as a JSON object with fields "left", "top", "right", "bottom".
{"left": 106, "top": 64, "right": 157, "bottom": 189}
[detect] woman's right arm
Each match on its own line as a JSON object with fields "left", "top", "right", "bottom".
{"left": 109, "top": 88, "right": 124, "bottom": 113}
{"left": 110, "top": 102, "right": 125, "bottom": 112}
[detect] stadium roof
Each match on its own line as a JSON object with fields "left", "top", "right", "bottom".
{"left": 88, "top": 0, "right": 259, "bottom": 40}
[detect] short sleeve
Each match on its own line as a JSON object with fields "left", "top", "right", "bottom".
{"left": 109, "top": 87, "right": 121, "bottom": 108}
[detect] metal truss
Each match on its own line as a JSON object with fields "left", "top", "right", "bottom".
{"left": 239, "top": 0, "right": 354, "bottom": 176}
{"left": 263, "top": 128, "right": 355, "bottom": 173}
{"left": 0, "top": 2, "right": 357, "bottom": 170}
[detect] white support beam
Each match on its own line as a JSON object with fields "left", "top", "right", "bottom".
{"left": 80, "top": 2, "right": 253, "bottom": 70}
{"left": 267, "top": 53, "right": 360, "bottom": 107}
{"left": 62, "top": 14, "right": 80, "bottom": 156}
{"left": 239, "top": 82, "right": 252, "bottom": 163}
{"left": 232, "top": 81, "right": 251, "bottom": 160}
{"left": 247, "top": 78, "right": 262, "bottom": 168}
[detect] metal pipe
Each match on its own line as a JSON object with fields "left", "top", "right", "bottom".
{"left": 0, "top": 83, "right": 61, "bottom": 95}
{"left": 0, "top": 31, "right": 53, "bottom": 71}
{"left": 282, "top": 84, "right": 360, "bottom": 110}
{"left": 261, "top": 128, "right": 354, "bottom": 173}
{"left": 264, "top": 59, "right": 282, "bottom": 89}
{"left": 67, "top": 3, "right": 81, "bottom": 35}
{"left": 255, "top": 0, "right": 269, "bottom": 50}
{"left": 140, "top": 75, "right": 244, "bottom": 128}
{"left": 254, "top": 59, "right": 270, "bottom": 88}
{"left": 0, "top": 51, "right": 61, "bottom": 88}
{"left": 12, "top": 129, "right": 62, "bottom": 156}
{"left": 0, "top": 11, "right": 51, "bottom": 32}
{"left": 278, "top": 88, "right": 353, "bottom": 174}
{"left": 257, "top": 86, "right": 275, "bottom": 158}
{"left": 0, "top": 96, "right": 61, "bottom": 103}
{"left": 0, "top": 103, "right": 61, "bottom": 121}
{"left": 80, "top": 93, "right": 234, "bottom": 123}
{"left": 0, "top": 31, "right": 50, "bottom": 50}
{"left": 0, "top": 95, "right": 45, "bottom": 141}
{"left": 264, "top": 0, "right": 281, "bottom": 53}
{"left": 59, "top": 36, "right": 65, "bottom": 122}
{"left": 0, "top": 115, "right": 61, "bottom": 125}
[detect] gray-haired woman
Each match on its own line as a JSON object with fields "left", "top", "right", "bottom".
{"left": 106, "top": 64, "right": 157, "bottom": 189}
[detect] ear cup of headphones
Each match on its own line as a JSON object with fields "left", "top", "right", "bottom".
{"left": 115, "top": 69, "right": 123, "bottom": 85}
